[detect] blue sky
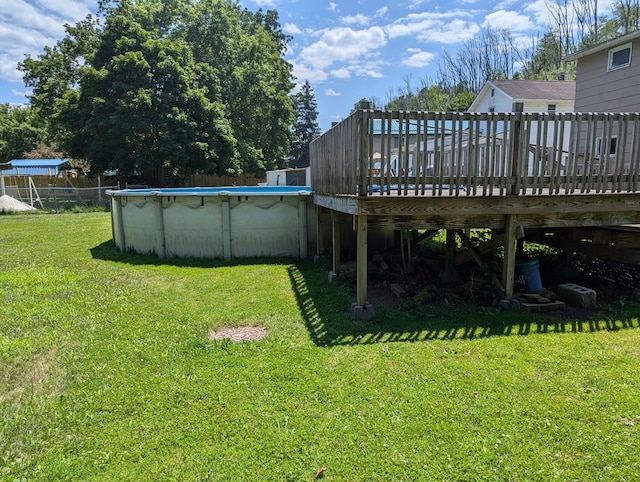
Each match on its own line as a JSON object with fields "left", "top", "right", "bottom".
{"left": 0, "top": 0, "right": 602, "bottom": 131}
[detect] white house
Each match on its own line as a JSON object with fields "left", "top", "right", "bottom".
{"left": 468, "top": 79, "right": 575, "bottom": 113}
{"left": 468, "top": 80, "right": 577, "bottom": 176}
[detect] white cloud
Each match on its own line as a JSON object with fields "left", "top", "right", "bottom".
{"left": 375, "top": 7, "right": 388, "bottom": 18}
{"left": 291, "top": 63, "right": 328, "bottom": 86}
{"left": 524, "top": 0, "right": 551, "bottom": 25}
{"left": 416, "top": 19, "right": 480, "bottom": 44}
{"left": 329, "top": 2, "right": 338, "bottom": 12}
{"left": 299, "top": 26, "right": 387, "bottom": 70}
{"left": 11, "top": 87, "right": 31, "bottom": 97}
{"left": 249, "top": 0, "right": 277, "bottom": 7}
{"left": 342, "top": 14, "right": 370, "bottom": 26}
{"left": 347, "top": 58, "right": 385, "bottom": 78}
{"left": 525, "top": 0, "right": 613, "bottom": 31}
{"left": 30, "top": 0, "right": 94, "bottom": 20}
{"left": 385, "top": 11, "right": 478, "bottom": 43}
{"left": 401, "top": 49, "right": 436, "bottom": 68}
{"left": 284, "top": 22, "right": 302, "bottom": 35}
{"left": 495, "top": 0, "right": 518, "bottom": 8}
{"left": 325, "top": 88, "right": 341, "bottom": 96}
{"left": 330, "top": 67, "right": 351, "bottom": 78}
{"left": 483, "top": 10, "right": 535, "bottom": 32}
{"left": 0, "top": 0, "right": 93, "bottom": 82}
{"left": 407, "top": 0, "right": 428, "bottom": 9}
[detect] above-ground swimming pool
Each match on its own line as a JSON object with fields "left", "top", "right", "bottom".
{"left": 108, "top": 186, "right": 314, "bottom": 260}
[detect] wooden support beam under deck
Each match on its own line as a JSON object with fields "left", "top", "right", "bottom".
{"left": 316, "top": 206, "right": 324, "bottom": 257}
{"left": 331, "top": 210, "right": 341, "bottom": 274}
{"left": 356, "top": 214, "right": 368, "bottom": 307}
{"left": 443, "top": 230, "right": 457, "bottom": 282}
{"left": 502, "top": 215, "right": 519, "bottom": 300}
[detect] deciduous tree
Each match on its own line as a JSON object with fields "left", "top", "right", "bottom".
{"left": 18, "top": 0, "right": 294, "bottom": 182}
{"left": 0, "top": 104, "right": 47, "bottom": 163}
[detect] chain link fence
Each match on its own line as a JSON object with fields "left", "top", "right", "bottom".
{"left": 2, "top": 184, "right": 118, "bottom": 212}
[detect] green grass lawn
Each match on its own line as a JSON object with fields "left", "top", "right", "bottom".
{"left": 1, "top": 212, "right": 639, "bottom": 480}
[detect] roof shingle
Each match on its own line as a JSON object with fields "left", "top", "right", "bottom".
{"left": 490, "top": 80, "right": 576, "bottom": 101}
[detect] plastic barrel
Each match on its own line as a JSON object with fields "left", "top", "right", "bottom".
{"left": 515, "top": 259, "right": 543, "bottom": 293}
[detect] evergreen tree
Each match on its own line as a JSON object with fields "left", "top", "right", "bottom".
{"left": 289, "top": 81, "right": 321, "bottom": 168}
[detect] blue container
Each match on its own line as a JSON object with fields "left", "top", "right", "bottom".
{"left": 515, "top": 259, "right": 543, "bottom": 293}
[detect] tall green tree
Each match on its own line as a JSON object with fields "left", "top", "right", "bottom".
{"left": 0, "top": 104, "right": 47, "bottom": 163}
{"left": 184, "top": 1, "right": 294, "bottom": 173}
{"left": 289, "top": 80, "right": 321, "bottom": 168}
{"left": 520, "top": 31, "right": 572, "bottom": 80}
{"left": 62, "top": 7, "right": 236, "bottom": 178}
{"left": 18, "top": 0, "right": 294, "bottom": 182}
{"left": 20, "top": 16, "right": 101, "bottom": 128}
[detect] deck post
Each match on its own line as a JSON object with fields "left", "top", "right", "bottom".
{"left": 441, "top": 229, "right": 459, "bottom": 282}
{"left": 356, "top": 214, "right": 368, "bottom": 305}
{"left": 316, "top": 206, "right": 324, "bottom": 257}
{"left": 298, "top": 194, "right": 308, "bottom": 259}
{"left": 331, "top": 211, "right": 341, "bottom": 276}
{"left": 502, "top": 214, "right": 518, "bottom": 300}
{"left": 351, "top": 214, "right": 375, "bottom": 320}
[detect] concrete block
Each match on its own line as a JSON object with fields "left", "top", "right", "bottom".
{"left": 557, "top": 283, "right": 597, "bottom": 308}
{"left": 497, "top": 299, "right": 521, "bottom": 312}
{"left": 351, "top": 302, "right": 375, "bottom": 321}
{"left": 390, "top": 283, "right": 407, "bottom": 298}
{"left": 328, "top": 271, "right": 338, "bottom": 283}
{"left": 520, "top": 300, "right": 566, "bottom": 313}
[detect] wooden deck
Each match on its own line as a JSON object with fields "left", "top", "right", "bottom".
{"left": 310, "top": 109, "right": 640, "bottom": 314}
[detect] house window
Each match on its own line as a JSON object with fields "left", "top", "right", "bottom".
{"left": 491, "top": 88, "right": 495, "bottom": 97}
{"left": 596, "top": 136, "right": 618, "bottom": 157}
{"left": 489, "top": 107, "right": 495, "bottom": 113}
{"left": 548, "top": 104, "right": 557, "bottom": 113}
{"left": 608, "top": 43, "right": 632, "bottom": 71}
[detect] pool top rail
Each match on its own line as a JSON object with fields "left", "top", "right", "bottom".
{"left": 107, "top": 186, "right": 312, "bottom": 197}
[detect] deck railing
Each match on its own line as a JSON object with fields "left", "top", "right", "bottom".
{"left": 310, "top": 110, "right": 640, "bottom": 196}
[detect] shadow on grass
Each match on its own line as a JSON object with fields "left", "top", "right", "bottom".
{"left": 89, "top": 240, "right": 294, "bottom": 269}
{"left": 90, "top": 241, "right": 640, "bottom": 346}
{"left": 288, "top": 262, "right": 640, "bottom": 346}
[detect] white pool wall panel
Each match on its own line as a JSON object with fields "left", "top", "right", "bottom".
{"left": 109, "top": 187, "right": 315, "bottom": 260}
{"left": 162, "top": 197, "right": 224, "bottom": 258}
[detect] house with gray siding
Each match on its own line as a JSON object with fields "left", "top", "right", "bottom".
{"left": 564, "top": 29, "right": 640, "bottom": 112}
{"left": 564, "top": 31, "right": 640, "bottom": 174}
